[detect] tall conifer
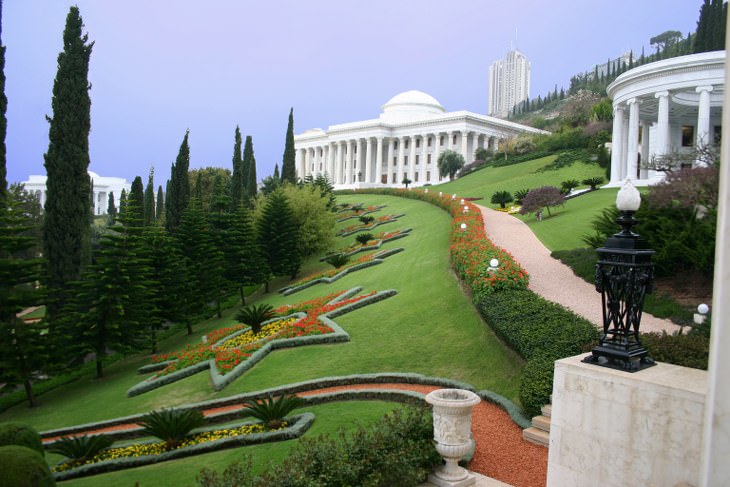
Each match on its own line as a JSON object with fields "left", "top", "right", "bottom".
{"left": 230, "top": 126, "right": 244, "bottom": 208}
{"left": 107, "top": 192, "right": 116, "bottom": 225}
{"left": 156, "top": 185, "right": 164, "bottom": 222}
{"left": 165, "top": 130, "right": 191, "bottom": 232}
{"left": 42, "top": 6, "right": 94, "bottom": 326}
{"left": 281, "top": 108, "right": 296, "bottom": 184}
{"left": 127, "top": 176, "right": 144, "bottom": 227}
{"left": 243, "top": 135, "right": 257, "bottom": 201}
{"left": 256, "top": 189, "right": 301, "bottom": 290}
{"left": 0, "top": 0, "right": 7, "bottom": 197}
{"left": 144, "top": 168, "right": 155, "bottom": 226}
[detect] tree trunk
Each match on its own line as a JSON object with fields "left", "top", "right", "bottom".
{"left": 187, "top": 321, "right": 193, "bottom": 335}
{"left": 216, "top": 299, "right": 222, "bottom": 318}
{"left": 96, "top": 357, "right": 104, "bottom": 379}
{"left": 23, "top": 379, "right": 37, "bottom": 408}
{"left": 239, "top": 286, "right": 245, "bottom": 305}
{"left": 264, "top": 280, "right": 270, "bottom": 293}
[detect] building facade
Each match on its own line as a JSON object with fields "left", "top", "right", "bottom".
{"left": 488, "top": 50, "right": 531, "bottom": 118}
{"left": 606, "top": 50, "right": 725, "bottom": 186}
{"left": 294, "top": 90, "right": 546, "bottom": 190}
{"left": 22, "top": 171, "right": 131, "bottom": 216}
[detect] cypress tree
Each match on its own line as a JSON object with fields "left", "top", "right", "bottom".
{"left": 193, "top": 171, "right": 203, "bottom": 205}
{"left": 243, "top": 135, "right": 257, "bottom": 201}
{"left": 144, "top": 167, "right": 155, "bottom": 226}
{"left": 42, "top": 6, "right": 94, "bottom": 327}
{"left": 127, "top": 175, "right": 144, "bottom": 227}
{"left": 107, "top": 192, "right": 116, "bottom": 225}
{"left": 230, "top": 126, "right": 244, "bottom": 209}
{"left": 0, "top": 0, "right": 7, "bottom": 198}
{"left": 165, "top": 130, "right": 191, "bottom": 232}
{"left": 156, "top": 185, "right": 164, "bottom": 222}
{"left": 273, "top": 163, "right": 280, "bottom": 181}
{"left": 695, "top": 0, "right": 711, "bottom": 53}
{"left": 119, "top": 188, "right": 127, "bottom": 222}
{"left": 281, "top": 107, "right": 296, "bottom": 184}
{"left": 256, "top": 189, "right": 301, "bottom": 291}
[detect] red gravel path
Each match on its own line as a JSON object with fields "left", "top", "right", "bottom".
{"left": 45, "top": 383, "right": 547, "bottom": 487}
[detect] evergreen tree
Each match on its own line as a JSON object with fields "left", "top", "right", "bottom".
{"left": 142, "top": 227, "right": 180, "bottom": 354}
{"left": 127, "top": 175, "right": 145, "bottom": 227}
{"left": 281, "top": 107, "right": 296, "bottom": 184}
{"left": 0, "top": 192, "right": 46, "bottom": 407}
{"left": 144, "top": 167, "right": 155, "bottom": 226}
{"left": 107, "top": 192, "right": 116, "bottom": 225}
{"left": 256, "top": 189, "right": 301, "bottom": 290}
{"left": 42, "top": 6, "right": 94, "bottom": 329}
{"left": 230, "top": 125, "right": 244, "bottom": 209}
{"left": 165, "top": 130, "right": 191, "bottom": 232}
{"left": 156, "top": 185, "right": 164, "bottom": 222}
{"left": 119, "top": 188, "right": 127, "bottom": 222}
{"left": 243, "top": 135, "right": 257, "bottom": 201}
{"left": 230, "top": 204, "right": 267, "bottom": 303}
{"left": 0, "top": 0, "right": 6, "bottom": 198}
{"left": 193, "top": 171, "right": 203, "bottom": 205}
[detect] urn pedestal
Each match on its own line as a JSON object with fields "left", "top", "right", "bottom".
{"left": 425, "top": 388, "right": 481, "bottom": 487}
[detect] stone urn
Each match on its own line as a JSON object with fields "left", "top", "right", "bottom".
{"left": 425, "top": 388, "right": 481, "bottom": 486}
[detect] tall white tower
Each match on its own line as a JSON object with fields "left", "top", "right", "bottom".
{"left": 488, "top": 49, "right": 531, "bottom": 118}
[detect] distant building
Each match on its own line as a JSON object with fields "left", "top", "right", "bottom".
{"left": 294, "top": 90, "right": 547, "bottom": 189}
{"left": 587, "top": 52, "right": 632, "bottom": 80}
{"left": 488, "top": 50, "right": 530, "bottom": 118}
{"left": 21, "top": 171, "right": 131, "bottom": 215}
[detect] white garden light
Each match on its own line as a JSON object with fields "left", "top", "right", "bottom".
{"left": 460, "top": 223, "right": 467, "bottom": 231}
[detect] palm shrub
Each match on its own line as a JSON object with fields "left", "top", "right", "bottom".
{"left": 490, "top": 190, "right": 514, "bottom": 209}
{"left": 355, "top": 232, "right": 374, "bottom": 245}
{"left": 139, "top": 408, "right": 206, "bottom": 449}
{"left": 560, "top": 178, "right": 581, "bottom": 194}
{"left": 241, "top": 394, "right": 304, "bottom": 430}
{"left": 236, "top": 303, "right": 276, "bottom": 334}
{"left": 47, "top": 435, "right": 113, "bottom": 464}
{"left": 358, "top": 215, "right": 374, "bottom": 224}
{"left": 582, "top": 176, "right": 605, "bottom": 190}
{"left": 513, "top": 188, "right": 530, "bottom": 204}
{"left": 325, "top": 253, "right": 350, "bottom": 269}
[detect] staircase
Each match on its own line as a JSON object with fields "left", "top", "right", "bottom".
{"left": 522, "top": 403, "right": 551, "bottom": 447}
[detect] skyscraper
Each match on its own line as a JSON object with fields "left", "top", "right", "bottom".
{"left": 488, "top": 50, "right": 531, "bottom": 118}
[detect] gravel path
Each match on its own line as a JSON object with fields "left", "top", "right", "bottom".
{"left": 476, "top": 205, "right": 681, "bottom": 335}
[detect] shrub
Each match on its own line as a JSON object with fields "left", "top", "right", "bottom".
{"left": 582, "top": 176, "right": 605, "bottom": 190}
{"left": 358, "top": 215, "right": 374, "bottom": 224}
{"left": 355, "top": 232, "right": 374, "bottom": 245}
{"left": 641, "top": 332, "right": 709, "bottom": 370}
{"left": 139, "top": 408, "right": 206, "bottom": 449}
{"left": 236, "top": 303, "right": 276, "bottom": 334}
{"left": 0, "top": 445, "right": 55, "bottom": 487}
{"left": 47, "top": 435, "right": 113, "bottom": 464}
{"left": 560, "top": 179, "right": 581, "bottom": 194}
{"left": 477, "top": 290, "right": 598, "bottom": 415}
{"left": 519, "top": 186, "right": 565, "bottom": 217}
{"left": 513, "top": 188, "right": 530, "bottom": 204}
{"left": 0, "top": 423, "right": 44, "bottom": 457}
{"left": 490, "top": 190, "right": 514, "bottom": 209}
{"left": 325, "top": 253, "right": 350, "bottom": 269}
{"left": 242, "top": 394, "right": 304, "bottom": 430}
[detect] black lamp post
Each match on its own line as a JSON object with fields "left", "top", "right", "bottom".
{"left": 584, "top": 180, "right": 656, "bottom": 372}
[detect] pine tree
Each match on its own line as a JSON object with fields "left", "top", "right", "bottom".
{"left": 141, "top": 227, "right": 179, "bottom": 354}
{"left": 0, "top": 193, "right": 46, "bottom": 407}
{"left": 119, "top": 188, "right": 127, "bottom": 222}
{"left": 243, "top": 135, "right": 257, "bottom": 201}
{"left": 256, "top": 189, "right": 301, "bottom": 291}
{"left": 230, "top": 204, "right": 267, "bottom": 303}
{"left": 127, "top": 175, "right": 145, "bottom": 227}
{"left": 0, "top": 2, "right": 7, "bottom": 198}
{"left": 165, "top": 130, "right": 191, "bottom": 232}
{"left": 230, "top": 126, "right": 244, "bottom": 209}
{"left": 156, "top": 185, "right": 164, "bottom": 222}
{"left": 273, "top": 164, "right": 280, "bottom": 180}
{"left": 193, "top": 172, "right": 203, "bottom": 205}
{"left": 42, "top": 6, "right": 94, "bottom": 329}
{"left": 281, "top": 107, "right": 296, "bottom": 184}
{"left": 107, "top": 192, "right": 116, "bottom": 225}
{"left": 144, "top": 167, "right": 155, "bottom": 226}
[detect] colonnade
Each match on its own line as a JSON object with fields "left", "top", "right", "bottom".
{"left": 297, "top": 130, "right": 499, "bottom": 187}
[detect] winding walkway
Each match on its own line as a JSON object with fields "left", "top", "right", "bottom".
{"left": 476, "top": 205, "right": 681, "bottom": 335}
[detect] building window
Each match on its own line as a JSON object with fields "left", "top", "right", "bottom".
{"left": 405, "top": 139, "right": 409, "bottom": 149}
{"left": 440, "top": 136, "right": 444, "bottom": 146}
{"left": 393, "top": 156, "right": 397, "bottom": 165}
{"left": 682, "top": 126, "right": 694, "bottom": 147}
{"left": 427, "top": 171, "right": 431, "bottom": 180}
{"left": 394, "top": 140, "right": 398, "bottom": 149}
{"left": 427, "top": 154, "right": 431, "bottom": 164}
{"left": 404, "top": 156, "right": 408, "bottom": 165}
{"left": 381, "top": 175, "right": 387, "bottom": 184}
{"left": 453, "top": 134, "right": 457, "bottom": 145}
{"left": 416, "top": 138, "right": 420, "bottom": 148}
{"left": 415, "top": 173, "right": 419, "bottom": 182}
{"left": 416, "top": 155, "right": 420, "bottom": 165}
{"left": 714, "top": 125, "right": 722, "bottom": 145}
{"left": 427, "top": 137, "right": 432, "bottom": 147}
{"left": 392, "top": 172, "right": 396, "bottom": 183}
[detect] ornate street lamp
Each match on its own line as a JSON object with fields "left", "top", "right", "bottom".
{"left": 584, "top": 180, "right": 656, "bottom": 372}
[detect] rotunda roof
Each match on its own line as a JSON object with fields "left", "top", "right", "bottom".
{"left": 380, "top": 90, "right": 445, "bottom": 121}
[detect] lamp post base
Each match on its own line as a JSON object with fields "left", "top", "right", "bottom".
{"left": 583, "top": 343, "right": 656, "bottom": 372}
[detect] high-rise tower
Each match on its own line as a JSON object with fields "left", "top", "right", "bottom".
{"left": 488, "top": 50, "right": 530, "bottom": 118}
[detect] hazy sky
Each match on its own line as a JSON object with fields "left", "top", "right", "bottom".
{"left": 5, "top": 0, "right": 701, "bottom": 187}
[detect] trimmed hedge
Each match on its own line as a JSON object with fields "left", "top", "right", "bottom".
{"left": 477, "top": 290, "right": 598, "bottom": 416}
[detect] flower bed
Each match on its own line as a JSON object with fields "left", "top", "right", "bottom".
{"left": 335, "top": 205, "right": 386, "bottom": 222}
{"left": 128, "top": 288, "right": 397, "bottom": 396}
{"left": 337, "top": 213, "right": 405, "bottom": 237}
{"left": 321, "top": 228, "right": 412, "bottom": 261}
{"left": 279, "top": 248, "right": 404, "bottom": 295}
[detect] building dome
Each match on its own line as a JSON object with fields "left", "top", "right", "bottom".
{"left": 380, "top": 90, "right": 446, "bottom": 121}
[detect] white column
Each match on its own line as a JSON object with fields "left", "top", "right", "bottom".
{"left": 473, "top": 133, "right": 481, "bottom": 157}
{"left": 626, "top": 98, "right": 641, "bottom": 181}
{"left": 700, "top": 39, "right": 730, "bottom": 485}
{"left": 356, "top": 139, "right": 363, "bottom": 183}
{"left": 432, "top": 133, "right": 441, "bottom": 183}
{"left": 375, "top": 137, "right": 383, "bottom": 185}
{"left": 295, "top": 148, "right": 303, "bottom": 179}
{"left": 364, "top": 137, "right": 372, "bottom": 183}
{"left": 396, "top": 137, "right": 405, "bottom": 183}
{"left": 408, "top": 136, "right": 417, "bottom": 183}
{"left": 610, "top": 105, "right": 625, "bottom": 184}
{"left": 344, "top": 140, "right": 352, "bottom": 185}
{"left": 696, "top": 85, "right": 714, "bottom": 153}
{"left": 302, "top": 148, "right": 309, "bottom": 178}
{"left": 621, "top": 111, "right": 630, "bottom": 180}
{"left": 640, "top": 121, "right": 650, "bottom": 180}
{"left": 386, "top": 138, "right": 395, "bottom": 185}
{"left": 460, "top": 131, "right": 469, "bottom": 164}
{"left": 327, "top": 143, "right": 336, "bottom": 181}
{"left": 654, "top": 90, "right": 670, "bottom": 157}
{"left": 419, "top": 135, "right": 428, "bottom": 185}
{"left": 446, "top": 131, "right": 453, "bottom": 151}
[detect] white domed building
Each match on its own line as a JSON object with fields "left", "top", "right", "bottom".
{"left": 22, "top": 171, "right": 131, "bottom": 216}
{"left": 295, "top": 90, "right": 548, "bottom": 189}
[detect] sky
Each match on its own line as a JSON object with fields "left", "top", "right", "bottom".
{"left": 4, "top": 0, "right": 701, "bottom": 188}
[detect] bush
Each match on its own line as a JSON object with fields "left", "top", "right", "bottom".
{"left": 582, "top": 176, "right": 605, "bottom": 190}
{"left": 355, "top": 232, "right": 374, "bottom": 245}
{"left": 0, "top": 423, "right": 44, "bottom": 457}
{"left": 197, "top": 406, "right": 439, "bottom": 487}
{"left": 477, "top": 290, "right": 598, "bottom": 415}
{"left": 358, "top": 215, "right": 374, "bottom": 224}
{"left": 490, "top": 190, "right": 514, "bottom": 209}
{"left": 47, "top": 435, "right": 113, "bottom": 464}
{"left": 139, "top": 408, "right": 206, "bottom": 449}
{"left": 513, "top": 188, "right": 530, "bottom": 204}
{"left": 560, "top": 179, "right": 581, "bottom": 194}
{"left": 236, "top": 304, "right": 276, "bottom": 334}
{"left": 0, "top": 445, "right": 55, "bottom": 487}
{"left": 324, "top": 253, "right": 350, "bottom": 269}
{"left": 242, "top": 394, "right": 304, "bottom": 430}
{"left": 642, "top": 332, "right": 709, "bottom": 369}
